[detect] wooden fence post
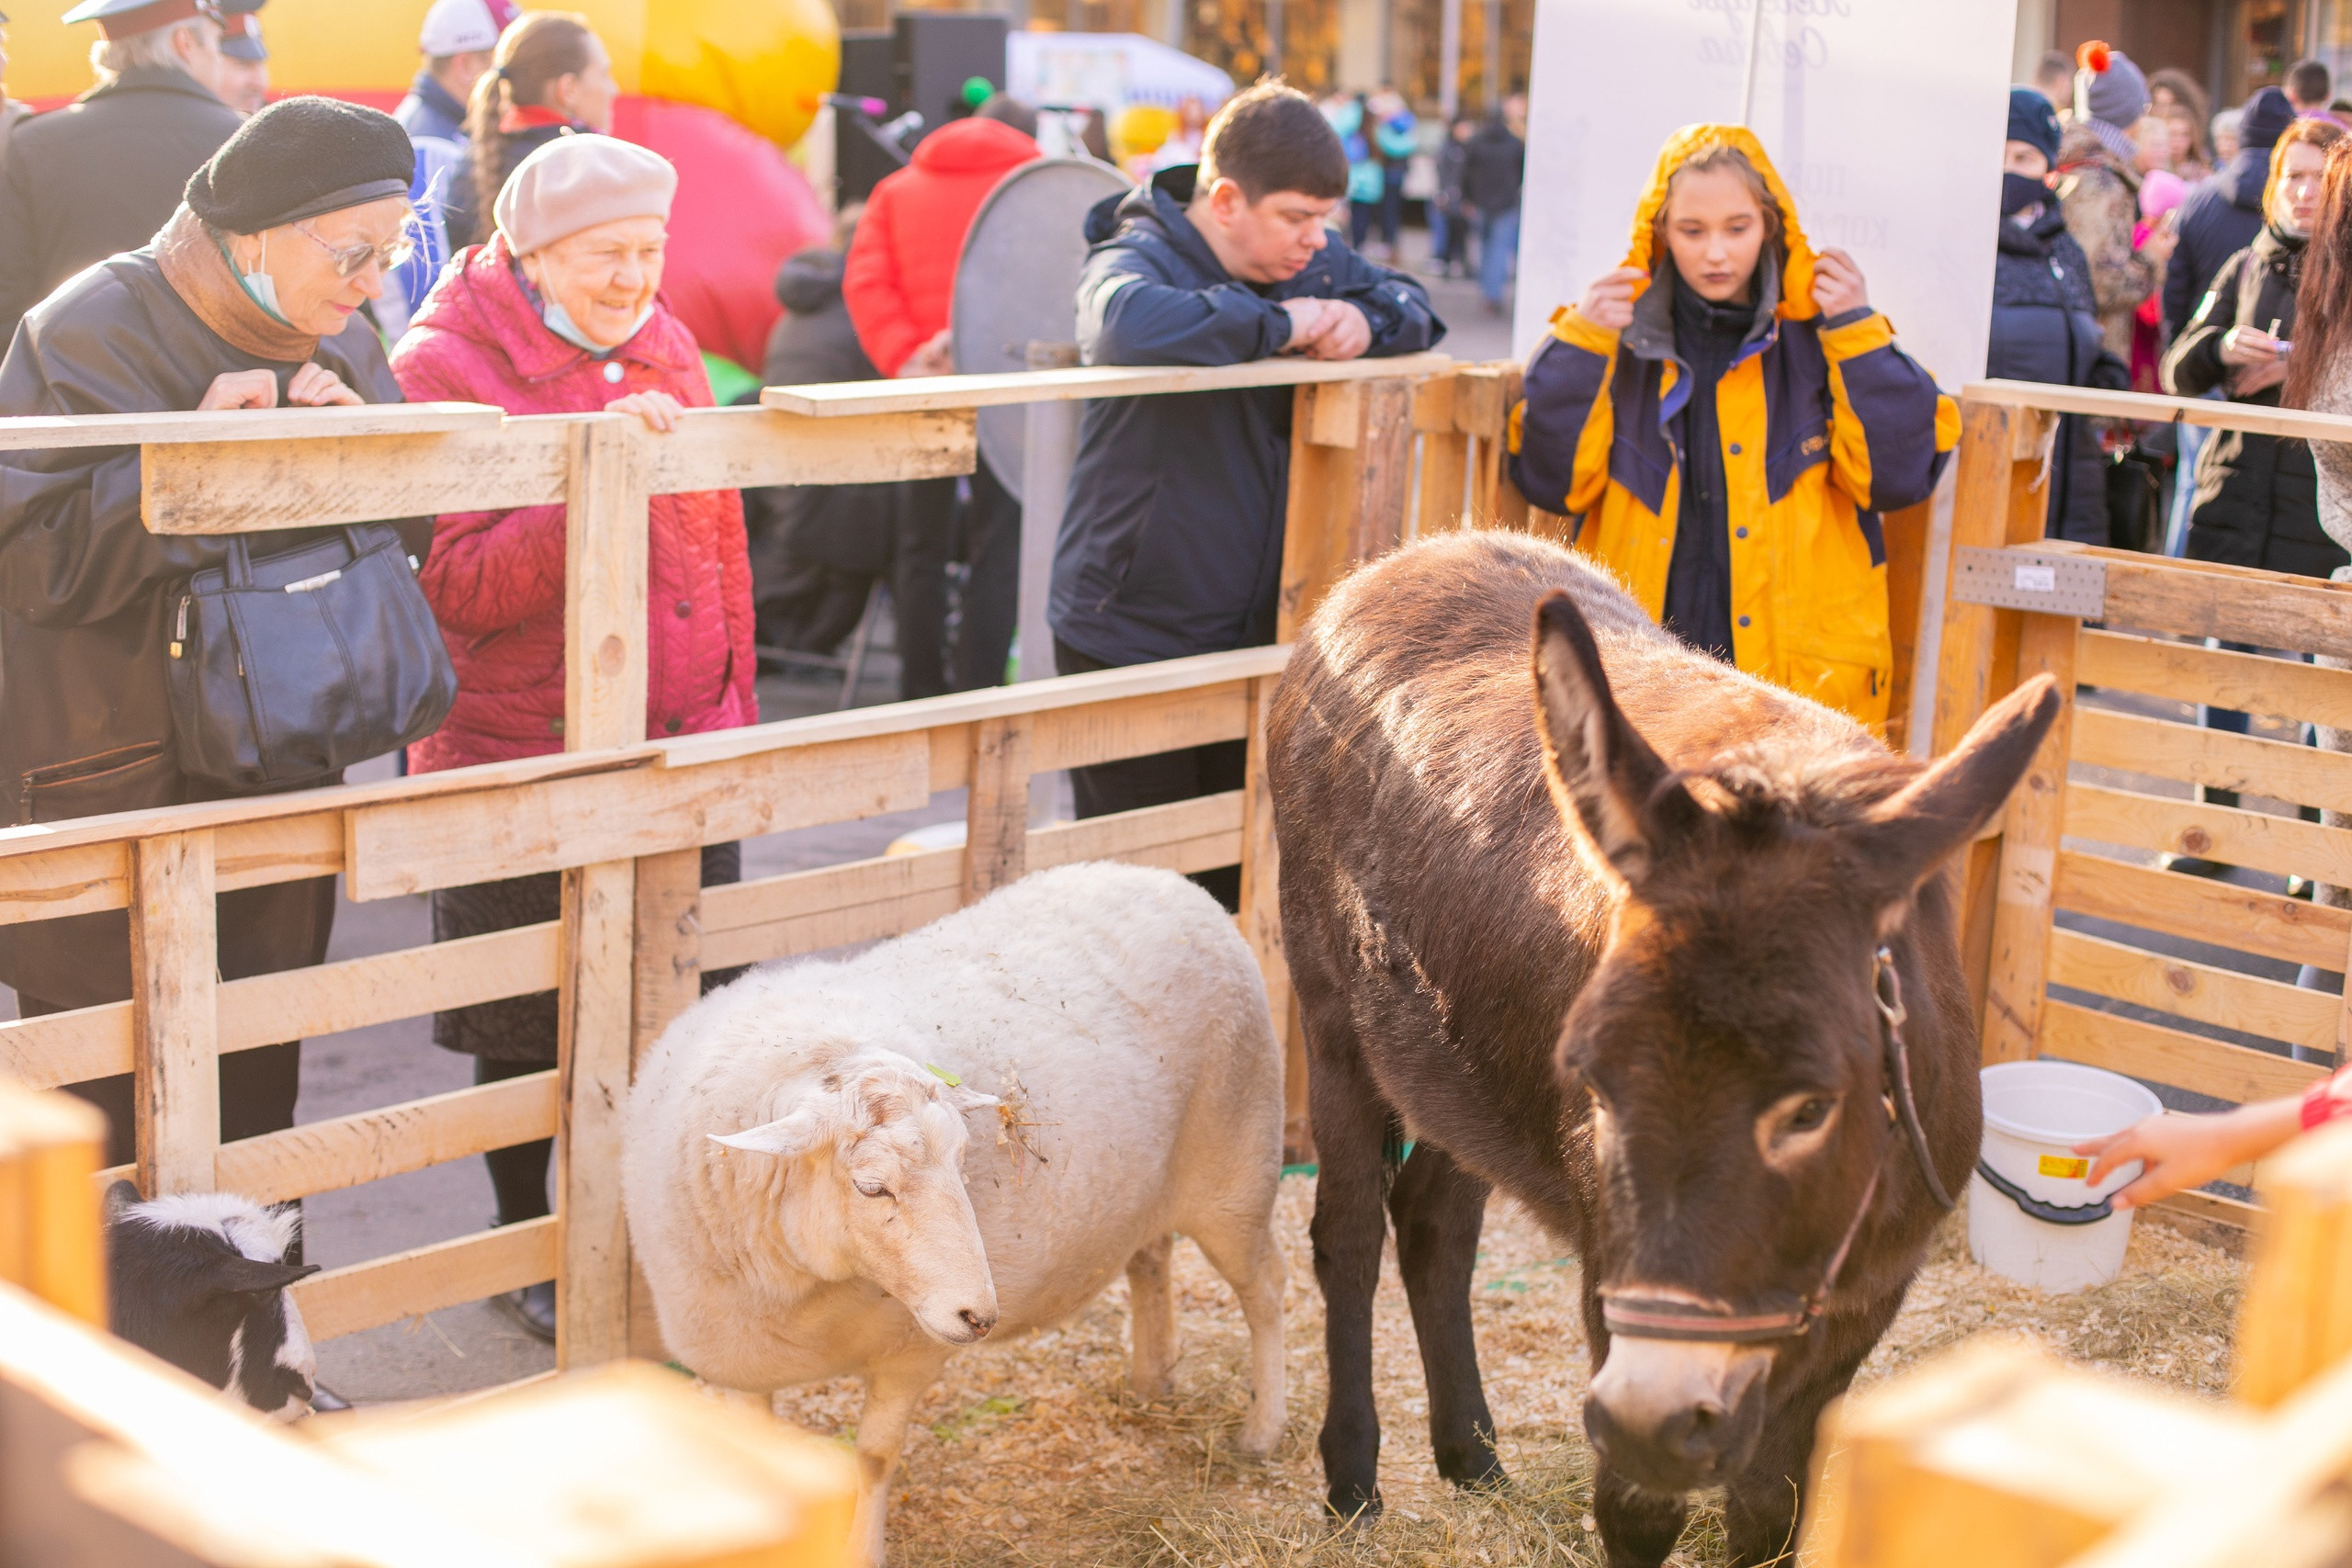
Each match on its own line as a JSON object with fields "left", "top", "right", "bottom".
{"left": 1934, "top": 400, "right": 2053, "bottom": 1027}
{"left": 131, "top": 830, "right": 219, "bottom": 1198}
{"left": 625, "top": 845, "right": 703, "bottom": 1359}
{"left": 1882, "top": 497, "right": 1936, "bottom": 754}
{"left": 1412, "top": 372, "right": 1467, "bottom": 536}
{"left": 0, "top": 1079, "right": 107, "bottom": 1325}
{"left": 1278, "top": 375, "right": 1419, "bottom": 639}
{"left": 964, "top": 717, "right": 1032, "bottom": 904}
{"left": 1978, "top": 614, "right": 2077, "bottom": 1066}
{"left": 557, "top": 413, "right": 650, "bottom": 1369}
{"left": 1238, "top": 675, "right": 1305, "bottom": 1164}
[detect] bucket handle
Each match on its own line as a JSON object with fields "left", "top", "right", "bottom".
{"left": 1973, "top": 1159, "right": 2115, "bottom": 1226}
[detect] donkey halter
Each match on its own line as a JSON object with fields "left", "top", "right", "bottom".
{"left": 1599, "top": 946, "right": 1958, "bottom": 1345}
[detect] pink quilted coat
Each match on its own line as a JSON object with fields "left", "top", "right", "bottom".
{"left": 390, "top": 233, "right": 755, "bottom": 771}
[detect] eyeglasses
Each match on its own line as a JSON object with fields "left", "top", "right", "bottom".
{"left": 292, "top": 220, "right": 417, "bottom": 279}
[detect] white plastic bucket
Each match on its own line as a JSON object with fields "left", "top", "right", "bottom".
{"left": 1967, "top": 1060, "right": 2162, "bottom": 1294}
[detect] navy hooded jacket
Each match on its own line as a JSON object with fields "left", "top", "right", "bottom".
{"left": 1048, "top": 167, "right": 1443, "bottom": 666}
{"left": 2163, "top": 146, "right": 2268, "bottom": 341}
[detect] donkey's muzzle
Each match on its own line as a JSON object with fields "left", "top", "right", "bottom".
{"left": 1584, "top": 1336, "right": 1772, "bottom": 1493}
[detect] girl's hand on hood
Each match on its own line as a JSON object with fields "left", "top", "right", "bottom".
{"left": 1577, "top": 265, "right": 1645, "bottom": 331}
{"left": 1812, "top": 248, "right": 1871, "bottom": 317}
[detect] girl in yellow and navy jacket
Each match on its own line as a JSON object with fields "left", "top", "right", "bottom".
{"left": 1509, "top": 125, "right": 1956, "bottom": 730}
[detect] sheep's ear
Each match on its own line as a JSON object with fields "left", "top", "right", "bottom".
{"left": 709, "top": 1108, "right": 827, "bottom": 1159}
{"left": 944, "top": 1083, "right": 1000, "bottom": 1114}
{"left": 208, "top": 1257, "right": 320, "bottom": 1297}
{"left": 103, "top": 1179, "right": 141, "bottom": 1224}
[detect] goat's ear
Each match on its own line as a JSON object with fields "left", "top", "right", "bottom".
{"left": 1532, "top": 591, "right": 1695, "bottom": 887}
{"left": 209, "top": 1256, "right": 320, "bottom": 1297}
{"left": 709, "top": 1107, "right": 828, "bottom": 1160}
{"left": 1847, "top": 674, "right": 2062, "bottom": 919}
{"left": 944, "top": 1083, "right": 1001, "bottom": 1114}
{"left": 103, "top": 1179, "right": 141, "bottom": 1225}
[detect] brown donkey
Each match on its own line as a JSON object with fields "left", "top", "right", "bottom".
{"left": 1267, "top": 532, "right": 2056, "bottom": 1568}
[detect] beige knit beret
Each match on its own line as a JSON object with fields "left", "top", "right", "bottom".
{"left": 493, "top": 133, "right": 677, "bottom": 255}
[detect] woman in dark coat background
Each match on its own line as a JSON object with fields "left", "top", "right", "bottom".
{"left": 442, "top": 10, "right": 612, "bottom": 250}
{"left": 749, "top": 203, "right": 902, "bottom": 658}
{"left": 1989, "top": 87, "right": 2129, "bottom": 543}
{"left": 0, "top": 97, "right": 429, "bottom": 1167}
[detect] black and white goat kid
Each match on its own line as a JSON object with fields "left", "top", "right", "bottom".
{"left": 104, "top": 1182, "right": 321, "bottom": 1418}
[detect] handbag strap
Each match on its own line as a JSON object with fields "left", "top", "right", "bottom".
{"left": 225, "top": 535, "right": 254, "bottom": 590}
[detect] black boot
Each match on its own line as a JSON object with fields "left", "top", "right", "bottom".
{"left": 487, "top": 1215, "right": 557, "bottom": 1344}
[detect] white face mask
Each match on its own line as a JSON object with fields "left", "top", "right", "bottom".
{"left": 235, "top": 230, "right": 292, "bottom": 324}
{"left": 541, "top": 295, "right": 652, "bottom": 356}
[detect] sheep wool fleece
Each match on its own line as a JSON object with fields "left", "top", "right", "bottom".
{"left": 622, "top": 861, "right": 1284, "bottom": 1393}
{"left": 391, "top": 233, "right": 754, "bottom": 768}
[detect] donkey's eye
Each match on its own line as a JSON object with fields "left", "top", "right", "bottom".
{"left": 854, "top": 1179, "right": 893, "bottom": 1200}
{"left": 1785, "top": 1098, "right": 1835, "bottom": 1133}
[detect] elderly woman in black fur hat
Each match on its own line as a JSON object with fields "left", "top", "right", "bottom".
{"left": 0, "top": 96, "right": 434, "bottom": 1172}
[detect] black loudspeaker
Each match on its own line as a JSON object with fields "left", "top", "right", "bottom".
{"left": 835, "top": 28, "right": 900, "bottom": 207}
{"left": 895, "top": 13, "right": 1009, "bottom": 144}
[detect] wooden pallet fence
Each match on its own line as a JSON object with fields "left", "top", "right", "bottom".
{"left": 0, "top": 354, "right": 1582, "bottom": 1371}
{"left": 1935, "top": 381, "right": 2352, "bottom": 1241}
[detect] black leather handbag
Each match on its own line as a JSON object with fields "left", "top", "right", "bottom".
{"left": 165, "top": 524, "right": 458, "bottom": 790}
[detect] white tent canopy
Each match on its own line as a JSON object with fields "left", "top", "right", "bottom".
{"left": 1006, "top": 32, "right": 1236, "bottom": 113}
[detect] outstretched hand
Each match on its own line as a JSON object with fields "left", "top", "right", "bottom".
{"left": 2071, "top": 1096, "right": 2303, "bottom": 1212}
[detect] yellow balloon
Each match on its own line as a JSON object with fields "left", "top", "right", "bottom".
{"left": 4, "top": 0, "right": 839, "bottom": 148}
{"left": 1111, "top": 103, "right": 1176, "bottom": 165}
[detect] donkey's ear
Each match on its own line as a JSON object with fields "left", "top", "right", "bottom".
{"left": 1532, "top": 592, "right": 1695, "bottom": 887}
{"left": 1848, "top": 674, "right": 2062, "bottom": 916}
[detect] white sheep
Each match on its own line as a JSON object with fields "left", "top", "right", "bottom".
{"left": 622, "top": 860, "right": 1287, "bottom": 1562}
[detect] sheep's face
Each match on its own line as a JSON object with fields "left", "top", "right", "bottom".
{"left": 712, "top": 1056, "right": 1001, "bottom": 1347}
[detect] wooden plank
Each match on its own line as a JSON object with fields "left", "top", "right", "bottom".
{"left": 651, "top": 644, "right": 1287, "bottom": 770}
{"left": 1417, "top": 427, "right": 1471, "bottom": 536}
{"left": 290, "top": 1216, "right": 558, "bottom": 1343}
{"left": 214, "top": 1072, "right": 557, "bottom": 1206}
{"left": 1278, "top": 376, "right": 1416, "bottom": 638}
{"left": 0, "top": 744, "right": 654, "bottom": 864}
{"left": 130, "top": 833, "right": 217, "bottom": 1197}
{"left": 217, "top": 922, "right": 560, "bottom": 1054}
{"left": 629, "top": 848, "right": 703, "bottom": 1069}
{"left": 2235, "top": 1122, "right": 2352, "bottom": 1408}
{"left": 962, "top": 717, "right": 1031, "bottom": 904}
{"left": 2046, "top": 926, "right": 2338, "bottom": 1055}
{"left": 0, "top": 841, "right": 126, "bottom": 928}
{"left": 2039, "top": 998, "right": 2325, "bottom": 1103}
{"left": 0, "top": 400, "right": 503, "bottom": 452}
{"left": 1883, "top": 498, "right": 1933, "bottom": 752}
{"left": 1932, "top": 399, "right": 2044, "bottom": 759}
{"left": 556, "top": 860, "right": 634, "bottom": 1369}
{"left": 2150, "top": 1185, "right": 2262, "bottom": 1235}
{"left": 2066, "top": 783, "right": 2352, "bottom": 886}
{"left": 0, "top": 1003, "right": 131, "bottom": 1092}
{"left": 1963, "top": 376, "right": 2352, "bottom": 443}
{"left": 214, "top": 811, "right": 344, "bottom": 892}
{"left": 142, "top": 414, "right": 573, "bottom": 534}
{"left": 563, "top": 415, "right": 650, "bottom": 754}
{"left": 345, "top": 731, "right": 931, "bottom": 900}
{"left": 639, "top": 406, "right": 974, "bottom": 492}
{"left": 2077, "top": 630, "right": 2352, "bottom": 730}
{"left": 2073, "top": 706, "right": 2352, "bottom": 814}
{"left": 0, "top": 1080, "right": 107, "bottom": 1325}
{"left": 1980, "top": 615, "right": 2076, "bottom": 1065}
{"left": 2053, "top": 848, "right": 2352, "bottom": 972}
{"left": 1464, "top": 365, "right": 1526, "bottom": 528}
{"left": 1027, "top": 682, "right": 1250, "bottom": 773}
{"left": 2081, "top": 547, "right": 2352, "bottom": 663}
{"left": 757, "top": 350, "right": 1456, "bottom": 415}
{"left": 1306, "top": 379, "right": 1363, "bottom": 446}
{"left": 1238, "top": 676, "right": 1306, "bottom": 1165}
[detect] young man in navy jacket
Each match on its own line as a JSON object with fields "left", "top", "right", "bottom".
{"left": 1049, "top": 80, "right": 1442, "bottom": 908}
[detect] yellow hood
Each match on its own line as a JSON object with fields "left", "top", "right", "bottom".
{"left": 1622, "top": 124, "right": 1819, "bottom": 321}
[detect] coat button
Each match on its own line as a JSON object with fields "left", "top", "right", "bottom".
{"left": 674, "top": 598, "right": 692, "bottom": 618}
{"left": 1729, "top": 443, "right": 1743, "bottom": 455}
{"left": 1735, "top": 526, "right": 1749, "bottom": 538}
{"left": 664, "top": 716, "right": 683, "bottom": 734}
{"left": 1737, "top": 615, "right": 1751, "bottom": 627}
{"left": 603, "top": 361, "right": 625, "bottom": 383}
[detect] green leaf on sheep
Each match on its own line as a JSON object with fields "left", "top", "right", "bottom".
{"left": 925, "top": 1063, "right": 963, "bottom": 1087}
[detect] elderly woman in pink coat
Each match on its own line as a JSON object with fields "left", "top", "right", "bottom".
{"left": 391, "top": 133, "right": 753, "bottom": 1342}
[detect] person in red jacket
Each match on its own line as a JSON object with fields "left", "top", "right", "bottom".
{"left": 390, "top": 132, "right": 754, "bottom": 1343}
{"left": 843, "top": 96, "right": 1040, "bottom": 697}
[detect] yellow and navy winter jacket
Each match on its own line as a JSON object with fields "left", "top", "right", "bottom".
{"left": 1508, "top": 126, "right": 1957, "bottom": 729}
